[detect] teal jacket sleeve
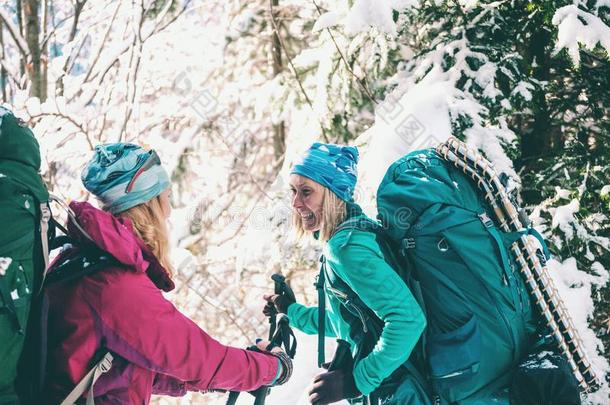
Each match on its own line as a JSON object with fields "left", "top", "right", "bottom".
{"left": 326, "top": 230, "right": 426, "bottom": 396}
{"left": 287, "top": 302, "right": 337, "bottom": 337}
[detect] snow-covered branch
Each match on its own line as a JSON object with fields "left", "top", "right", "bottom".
{"left": 553, "top": 5, "right": 610, "bottom": 67}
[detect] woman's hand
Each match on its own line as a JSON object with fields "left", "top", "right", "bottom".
{"left": 307, "top": 367, "right": 360, "bottom": 404}
{"left": 255, "top": 340, "right": 293, "bottom": 387}
{"left": 255, "top": 339, "right": 282, "bottom": 353}
{"left": 262, "top": 293, "right": 295, "bottom": 316}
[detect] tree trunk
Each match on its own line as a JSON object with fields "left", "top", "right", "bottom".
{"left": 17, "top": 0, "right": 25, "bottom": 79}
{"left": 519, "top": 27, "right": 562, "bottom": 170}
{"left": 23, "top": 0, "right": 46, "bottom": 101}
{"left": 41, "top": 0, "right": 48, "bottom": 98}
{"left": 270, "top": 0, "right": 285, "bottom": 164}
{"left": 57, "top": 0, "right": 85, "bottom": 96}
{"left": 0, "top": 20, "right": 7, "bottom": 102}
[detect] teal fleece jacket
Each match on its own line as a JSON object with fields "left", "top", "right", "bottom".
{"left": 287, "top": 215, "right": 426, "bottom": 395}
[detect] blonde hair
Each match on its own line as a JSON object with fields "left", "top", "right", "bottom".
{"left": 292, "top": 186, "right": 346, "bottom": 243}
{"left": 119, "top": 195, "right": 173, "bottom": 275}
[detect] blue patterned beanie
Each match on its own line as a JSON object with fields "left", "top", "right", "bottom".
{"left": 82, "top": 143, "right": 170, "bottom": 214}
{"left": 291, "top": 142, "right": 359, "bottom": 202}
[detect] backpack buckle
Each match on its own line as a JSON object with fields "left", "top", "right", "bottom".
{"left": 400, "top": 238, "right": 415, "bottom": 256}
{"left": 99, "top": 352, "right": 114, "bottom": 373}
{"left": 478, "top": 212, "right": 494, "bottom": 228}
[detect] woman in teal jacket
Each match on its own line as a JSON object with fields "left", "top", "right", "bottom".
{"left": 264, "top": 142, "right": 428, "bottom": 404}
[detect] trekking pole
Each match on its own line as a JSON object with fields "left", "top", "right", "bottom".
{"left": 251, "top": 275, "right": 298, "bottom": 404}
{"left": 311, "top": 340, "right": 353, "bottom": 405}
{"left": 268, "top": 274, "right": 297, "bottom": 357}
{"left": 267, "top": 275, "right": 283, "bottom": 341}
{"left": 326, "top": 339, "right": 351, "bottom": 371}
{"left": 226, "top": 274, "right": 297, "bottom": 405}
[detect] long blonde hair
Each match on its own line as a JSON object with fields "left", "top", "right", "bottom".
{"left": 292, "top": 186, "right": 346, "bottom": 242}
{"left": 120, "top": 195, "right": 173, "bottom": 275}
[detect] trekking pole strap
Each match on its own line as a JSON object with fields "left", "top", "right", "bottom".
{"left": 49, "top": 194, "right": 96, "bottom": 244}
{"left": 60, "top": 352, "right": 113, "bottom": 405}
{"left": 269, "top": 314, "right": 297, "bottom": 358}
{"left": 316, "top": 257, "right": 326, "bottom": 367}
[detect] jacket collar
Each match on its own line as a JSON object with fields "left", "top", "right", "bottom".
{"left": 66, "top": 201, "right": 174, "bottom": 292}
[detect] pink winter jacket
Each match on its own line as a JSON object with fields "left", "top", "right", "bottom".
{"left": 44, "top": 201, "right": 278, "bottom": 404}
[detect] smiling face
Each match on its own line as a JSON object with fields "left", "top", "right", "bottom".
{"left": 289, "top": 174, "right": 325, "bottom": 232}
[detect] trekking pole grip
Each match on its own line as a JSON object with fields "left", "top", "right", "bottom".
{"left": 327, "top": 339, "right": 352, "bottom": 372}
{"left": 267, "top": 274, "right": 284, "bottom": 340}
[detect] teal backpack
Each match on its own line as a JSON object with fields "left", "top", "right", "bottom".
{"left": 376, "top": 148, "right": 541, "bottom": 402}
{"left": 319, "top": 148, "right": 543, "bottom": 404}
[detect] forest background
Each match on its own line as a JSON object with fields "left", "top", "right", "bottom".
{"left": 0, "top": 0, "right": 608, "bottom": 403}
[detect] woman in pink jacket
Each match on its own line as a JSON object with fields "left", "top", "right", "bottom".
{"left": 44, "top": 143, "right": 291, "bottom": 404}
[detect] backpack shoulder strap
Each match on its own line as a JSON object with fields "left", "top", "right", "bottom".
{"left": 315, "top": 255, "right": 327, "bottom": 368}
{"left": 45, "top": 251, "right": 118, "bottom": 287}
{"left": 39, "top": 203, "right": 51, "bottom": 287}
{"left": 59, "top": 352, "right": 113, "bottom": 405}
{"left": 333, "top": 217, "right": 381, "bottom": 236}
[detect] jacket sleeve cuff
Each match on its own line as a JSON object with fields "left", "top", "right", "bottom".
{"left": 269, "top": 359, "right": 282, "bottom": 385}
{"left": 286, "top": 302, "right": 304, "bottom": 325}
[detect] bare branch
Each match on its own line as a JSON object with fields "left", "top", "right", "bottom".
{"left": 69, "top": 35, "right": 132, "bottom": 105}
{"left": 29, "top": 111, "right": 94, "bottom": 149}
{"left": 268, "top": 1, "right": 331, "bottom": 142}
{"left": 0, "top": 8, "right": 29, "bottom": 58}
{"left": 150, "top": 0, "right": 193, "bottom": 36}
{"left": 119, "top": 3, "right": 146, "bottom": 140}
{"left": 81, "top": 1, "right": 121, "bottom": 84}
{"left": 145, "top": 0, "right": 174, "bottom": 39}
{"left": 0, "top": 52, "right": 23, "bottom": 89}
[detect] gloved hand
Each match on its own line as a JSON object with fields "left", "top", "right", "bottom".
{"left": 263, "top": 293, "right": 295, "bottom": 316}
{"left": 255, "top": 340, "right": 293, "bottom": 386}
{"left": 307, "top": 367, "right": 360, "bottom": 405}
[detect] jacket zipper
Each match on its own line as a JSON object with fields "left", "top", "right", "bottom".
{"left": 346, "top": 300, "right": 369, "bottom": 333}
{"left": 326, "top": 286, "right": 369, "bottom": 333}
{"left": 327, "top": 286, "right": 348, "bottom": 300}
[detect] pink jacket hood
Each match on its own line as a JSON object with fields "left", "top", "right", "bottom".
{"left": 66, "top": 201, "right": 174, "bottom": 292}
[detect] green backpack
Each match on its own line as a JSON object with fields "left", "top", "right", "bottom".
{"left": 0, "top": 107, "right": 50, "bottom": 405}
{"left": 319, "top": 148, "right": 543, "bottom": 404}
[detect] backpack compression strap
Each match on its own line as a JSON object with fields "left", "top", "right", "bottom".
{"left": 60, "top": 352, "right": 113, "bottom": 405}
{"left": 39, "top": 203, "right": 51, "bottom": 290}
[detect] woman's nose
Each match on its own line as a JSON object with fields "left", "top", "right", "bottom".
{"left": 291, "top": 194, "right": 302, "bottom": 209}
